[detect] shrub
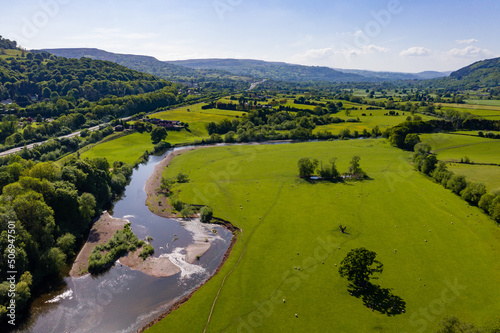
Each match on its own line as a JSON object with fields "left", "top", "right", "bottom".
{"left": 176, "top": 172, "right": 189, "bottom": 183}
{"left": 170, "top": 197, "right": 184, "bottom": 211}
{"left": 446, "top": 175, "right": 467, "bottom": 195}
{"left": 200, "top": 206, "right": 213, "bottom": 223}
{"left": 139, "top": 244, "right": 154, "bottom": 260}
{"left": 460, "top": 182, "right": 486, "bottom": 206}
{"left": 180, "top": 205, "right": 194, "bottom": 218}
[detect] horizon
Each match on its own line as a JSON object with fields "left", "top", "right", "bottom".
{"left": 2, "top": 0, "right": 499, "bottom": 73}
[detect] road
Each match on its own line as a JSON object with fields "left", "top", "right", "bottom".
{"left": 247, "top": 79, "right": 267, "bottom": 91}
{"left": 0, "top": 117, "right": 131, "bottom": 157}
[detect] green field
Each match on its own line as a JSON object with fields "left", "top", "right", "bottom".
{"left": 421, "top": 133, "right": 500, "bottom": 164}
{"left": 447, "top": 163, "right": 500, "bottom": 193}
{"left": 153, "top": 103, "right": 245, "bottom": 136}
{"left": 466, "top": 100, "right": 500, "bottom": 107}
{"left": 147, "top": 139, "right": 500, "bottom": 333}
{"left": 440, "top": 103, "right": 500, "bottom": 120}
{"left": 315, "top": 109, "right": 434, "bottom": 135}
{"left": 75, "top": 104, "right": 246, "bottom": 165}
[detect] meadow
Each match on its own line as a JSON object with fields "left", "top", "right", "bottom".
{"left": 420, "top": 132, "right": 500, "bottom": 192}
{"left": 420, "top": 133, "right": 500, "bottom": 164}
{"left": 439, "top": 103, "right": 500, "bottom": 120}
{"left": 147, "top": 139, "right": 500, "bottom": 333}
{"left": 314, "top": 108, "right": 434, "bottom": 135}
{"left": 75, "top": 103, "right": 245, "bottom": 165}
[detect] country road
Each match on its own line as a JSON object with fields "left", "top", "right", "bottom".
{"left": 0, "top": 117, "right": 131, "bottom": 157}
{"left": 247, "top": 79, "right": 267, "bottom": 91}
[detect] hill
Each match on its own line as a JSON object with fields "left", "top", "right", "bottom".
{"left": 423, "top": 57, "right": 500, "bottom": 89}
{"left": 0, "top": 35, "right": 19, "bottom": 50}
{"left": 40, "top": 48, "right": 253, "bottom": 89}
{"left": 334, "top": 68, "right": 450, "bottom": 80}
{"left": 168, "top": 58, "right": 369, "bottom": 82}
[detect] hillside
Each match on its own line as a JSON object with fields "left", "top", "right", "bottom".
{"left": 40, "top": 48, "right": 253, "bottom": 89}
{"left": 168, "top": 58, "right": 369, "bottom": 82}
{"left": 0, "top": 35, "right": 19, "bottom": 50}
{"left": 0, "top": 47, "right": 182, "bottom": 147}
{"left": 334, "top": 68, "right": 449, "bottom": 80}
{"left": 423, "top": 57, "right": 500, "bottom": 89}
{"left": 0, "top": 51, "right": 172, "bottom": 106}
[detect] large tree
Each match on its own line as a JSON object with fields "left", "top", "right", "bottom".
{"left": 338, "top": 247, "right": 383, "bottom": 287}
{"left": 151, "top": 126, "right": 168, "bottom": 144}
{"left": 297, "top": 157, "right": 318, "bottom": 178}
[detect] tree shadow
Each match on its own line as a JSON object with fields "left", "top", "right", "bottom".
{"left": 348, "top": 282, "right": 406, "bottom": 316}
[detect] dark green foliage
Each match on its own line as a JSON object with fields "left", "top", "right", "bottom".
{"left": 160, "top": 177, "right": 175, "bottom": 194}
{"left": 446, "top": 175, "right": 467, "bottom": 195}
{"left": 150, "top": 126, "right": 168, "bottom": 144}
{"left": 339, "top": 248, "right": 383, "bottom": 287}
{"left": 176, "top": 172, "right": 189, "bottom": 183}
{"left": 139, "top": 244, "right": 155, "bottom": 260}
{"left": 347, "top": 156, "right": 365, "bottom": 178}
{"left": 0, "top": 156, "right": 132, "bottom": 316}
{"left": 317, "top": 159, "right": 340, "bottom": 181}
{"left": 170, "top": 197, "right": 184, "bottom": 211}
{"left": 0, "top": 36, "right": 18, "bottom": 50}
{"left": 180, "top": 205, "right": 194, "bottom": 218}
{"left": 200, "top": 206, "right": 213, "bottom": 223}
{"left": 460, "top": 182, "right": 486, "bottom": 206}
{"left": 297, "top": 158, "right": 318, "bottom": 178}
{"left": 404, "top": 133, "right": 421, "bottom": 150}
{"left": 88, "top": 223, "right": 146, "bottom": 274}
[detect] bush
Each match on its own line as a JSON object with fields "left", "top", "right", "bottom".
{"left": 446, "top": 175, "right": 467, "bottom": 195}
{"left": 139, "top": 244, "right": 154, "bottom": 260}
{"left": 200, "top": 206, "right": 213, "bottom": 223}
{"left": 176, "top": 172, "right": 189, "bottom": 183}
{"left": 460, "top": 182, "right": 486, "bottom": 206}
{"left": 170, "top": 197, "right": 184, "bottom": 211}
{"left": 180, "top": 205, "right": 194, "bottom": 218}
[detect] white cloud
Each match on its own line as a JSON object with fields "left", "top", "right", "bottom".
{"left": 303, "top": 44, "right": 389, "bottom": 59}
{"left": 400, "top": 47, "right": 431, "bottom": 57}
{"left": 456, "top": 39, "right": 478, "bottom": 44}
{"left": 448, "top": 46, "right": 492, "bottom": 57}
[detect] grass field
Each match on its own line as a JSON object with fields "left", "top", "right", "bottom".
{"left": 421, "top": 133, "right": 500, "bottom": 164}
{"left": 440, "top": 103, "right": 500, "bottom": 120}
{"left": 466, "top": 100, "right": 500, "bottom": 107}
{"left": 147, "top": 139, "right": 500, "bottom": 333}
{"left": 447, "top": 163, "right": 500, "bottom": 193}
{"left": 314, "top": 109, "right": 435, "bottom": 135}
{"left": 74, "top": 104, "right": 246, "bottom": 165}
{"left": 153, "top": 103, "right": 245, "bottom": 137}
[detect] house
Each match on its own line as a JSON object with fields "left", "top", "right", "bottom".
{"left": 1, "top": 99, "right": 12, "bottom": 105}
{"left": 158, "top": 120, "right": 181, "bottom": 129}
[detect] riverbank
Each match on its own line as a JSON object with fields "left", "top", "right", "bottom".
{"left": 139, "top": 145, "right": 240, "bottom": 332}
{"left": 145, "top": 146, "right": 206, "bottom": 218}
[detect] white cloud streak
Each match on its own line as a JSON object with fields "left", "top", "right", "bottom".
{"left": 400, "top": 47, "right": 431, "bottom": 57}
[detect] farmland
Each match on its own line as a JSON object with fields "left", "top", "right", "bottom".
{"left": 147, "top": 140, "right": 500, "bottom": 333}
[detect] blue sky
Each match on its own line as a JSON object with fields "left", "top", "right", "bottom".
{"left": 1, "top": 0, "right": 499, "bottom": 72}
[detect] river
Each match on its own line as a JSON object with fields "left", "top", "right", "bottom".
{"left": 16, "top": 149, "right": 233, "bottom": 333}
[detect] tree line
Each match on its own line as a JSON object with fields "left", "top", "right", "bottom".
{"left": 412, "top": 143, "right": 500, "bottom": 223}
{"left": 298, "top": 155, "right": 366, "bottom": 180}
{"left": 0, "top": 155, "right": 133, "bottom": 323}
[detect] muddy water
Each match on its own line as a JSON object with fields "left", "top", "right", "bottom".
{"left": 18, "top": 150, "right": 232, "bottom": 333}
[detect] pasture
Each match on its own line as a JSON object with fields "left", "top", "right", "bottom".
{"left": 421, "top": 133, "right": 500, "bottom": 164}
{"left": 147, "top": 139, "right": 500, "bottom": 333}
